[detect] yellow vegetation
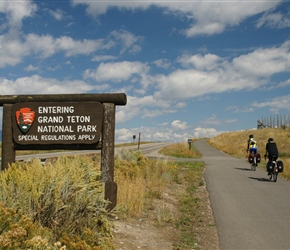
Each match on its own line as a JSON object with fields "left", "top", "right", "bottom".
{"left": 159, "top": 142, "right": 202, "bottom": 158}
{"left": 114, "top": 149, "right": 178, "bottom": 218}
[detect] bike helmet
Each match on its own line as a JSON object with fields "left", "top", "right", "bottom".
{"left": 249, "top": 134, "right": 253, "bottom": 138}
{"left": 268, "top": 138, "right": 274, "bottom": 142}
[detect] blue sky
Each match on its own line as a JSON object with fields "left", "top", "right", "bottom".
{"left": 1, "top": 1, "right": 290, "bottom": 143}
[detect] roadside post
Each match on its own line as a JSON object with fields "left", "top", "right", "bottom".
{"left": 0, "top": 93, "right": 127, "bottom": 210}
{"left": 188, "top": 138, "right": 192, "bottom": 150}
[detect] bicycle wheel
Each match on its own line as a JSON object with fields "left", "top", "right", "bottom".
{"left": 273, "top": 172, "right": 278, "bottom": 182}
{"left": 251, "top": 163, "right": 256, "bottom": 171}
{"left": 253, "top": 156, "right": 256, "bottom": 170}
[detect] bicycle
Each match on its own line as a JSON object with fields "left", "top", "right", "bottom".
{"left": 248, "top": 151, "right": 259, "bottom": 171}
{"left": 265, "top": 155, "right": 279, "bottom": 182}
{"left": 251, "top": 153, "right": 257, "bottom": 171}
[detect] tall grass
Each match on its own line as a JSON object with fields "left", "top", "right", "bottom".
{"left": 114, "top": 149, "right": 178, "bottom": 218}
{"left": 208, "top": 128, "right": 290, "bottom": 180}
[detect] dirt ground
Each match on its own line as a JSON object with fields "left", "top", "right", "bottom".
{"left": 112, "top": 172, "right": 220, "bottom": 250}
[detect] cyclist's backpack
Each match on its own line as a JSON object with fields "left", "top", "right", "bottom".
{"left": 256, "top": 153, "right": 261, "bottom": 163}
{"left": 277, "top": 160, "right": 284, "bottom": 172}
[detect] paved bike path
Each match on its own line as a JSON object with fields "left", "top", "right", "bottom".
{"left": 194, "top": 139, "right": 290, "bottom": 250}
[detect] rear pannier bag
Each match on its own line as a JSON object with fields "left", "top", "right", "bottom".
{"left": 256, "top": 153, "right": 261, "bottom": 163}
{"left": 248, "top": 155, "right": 253, "bottom": 163}
{"left": 277, "top": 160, "right": 284, "bottom": 172}
{"left": 267, "top": 162, "right": 275, "bottom": 172}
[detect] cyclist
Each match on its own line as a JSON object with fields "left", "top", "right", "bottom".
{"left": 246, "top": 134, "right": 258, "bottom": 163}
{"left": 264, "top": 138, "right": 279, "bottom": 175}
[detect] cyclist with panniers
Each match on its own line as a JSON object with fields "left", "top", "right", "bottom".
{"left": 247, "top": 134, "right": 258, "bottom": 165}
{"left": 265, "top": 138, "right": 279, "bottom": 176}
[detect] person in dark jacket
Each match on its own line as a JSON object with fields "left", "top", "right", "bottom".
{"left": 265, "top": 138, "right": 279, "bottom": 175}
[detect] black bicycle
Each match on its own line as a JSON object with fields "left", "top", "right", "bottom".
{"left": 266, "top": 155, "right": 279, "bottom": 182}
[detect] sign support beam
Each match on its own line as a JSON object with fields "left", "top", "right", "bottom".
{"left": 2, "top": 104, "right": 14, "bottom": 171}
{"left": 101, "top": 103, "right": 117, "bottom": 210}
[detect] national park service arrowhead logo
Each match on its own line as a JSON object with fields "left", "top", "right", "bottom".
{"left": 15, "top": 107, "right": 35, "bottom": 133}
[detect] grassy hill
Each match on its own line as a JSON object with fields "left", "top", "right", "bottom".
{"left": 207, "top": 128, "right": 290, "bottom": 180}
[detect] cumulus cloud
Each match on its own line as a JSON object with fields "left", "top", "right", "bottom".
{"left": 178, "top": 53, "right": 221, "bottom": 70}
{"left": 193, "top": 127, "right": 223, "bottom": 138}
{"left": 116, "top": 95, "right": 173, "bottom": 123}
{"left": 0, "top": 0, "right": 37, "bottom": 28}
{"left": 171, "top": 120, "right": 188, "bottom": 130}
{"left": 83, "top": 61, "right": 150, "bottom": 82}
{"left": 115, "top": 125, "right": 191, "bottom": 143}
{"left": 153, "top": 41, "right": 290, "bottom": 101}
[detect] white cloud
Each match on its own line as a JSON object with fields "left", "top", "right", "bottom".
{"left": 193, "top": 127, "right": 223, "bottom": 138}
{"left": 115, "top": 125, "right": 191, "bottom": 143}
{"left": 0, "top": 75, "right": 95, "bottom": 95}
{"left": 252, "top": 95, "right": 290, "bottom": 112}
{"left": 0, "top": 0, "right": 37, "bottom": 28}
{"left": 153, "top": 41, "right": 290, "bottom": 101}
{"left": 110, "top": 30, "right": 143, "bottom": 55}
{"left": 202, "top": 115, "right": 221, "bottom": 126}
{"left": 178, "top": 53, "right": 221, "bottom": 70}
{"left": 91, "top": 55, "right": 117, "bottom": 62}
{"left": 153, "top": 59, "right": 171, "bottom": 69}
{"left": 257, "top": 12, "right": 290, "bottom": 29}
{"left": 83, "top": 61, "right": 150, "bottom": 82}
{"left": 116, "top": 95, "right": 173, "bottom": 123}
{"left": 72, "top": 1, "right": 280, "bottom": 37}
{"left": 277, "top": 78, "right": 290, "bottom": 88}
{"left": 47, "top": 9, "right": 64, "bottom": 21}
{"left": 171, "top": 120, "right": 188, "bottom": 130}
{"left": 0, "top": 33, "right": 110, "bottom": 68}
{"left": 232, "top": 41, "right": 290, "bottom": 77}
{"left": 25, "top": 64, "right": 38, "bottom": 71}
{"left": 226, "top": 105, "right": 254, "bottom": 113}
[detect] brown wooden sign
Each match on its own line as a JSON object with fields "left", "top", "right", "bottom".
{"left": 12, "top": 101, "right": 103, "bottom": 145}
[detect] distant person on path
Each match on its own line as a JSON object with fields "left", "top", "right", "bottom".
{"left": 265, "top": 138, "right": 279, "bottom": 175}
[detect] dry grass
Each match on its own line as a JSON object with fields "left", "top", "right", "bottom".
{"left": 114, "top": 149, "right": 178, "bottom": 218}
{"left": 159, "top": 141, "right": 202, "bottom": 158}
{"left": 208, "top": 128, "right": 290, "bottom": 180}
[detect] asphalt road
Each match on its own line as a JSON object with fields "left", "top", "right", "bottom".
{"left": 194, "top": 139, "right": 290, "bottom": 250}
